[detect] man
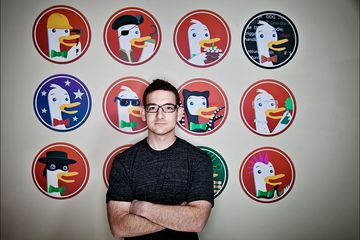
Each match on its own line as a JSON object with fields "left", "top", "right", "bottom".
{"left": 106, "top": 79, "right": 214, "bottom": 240}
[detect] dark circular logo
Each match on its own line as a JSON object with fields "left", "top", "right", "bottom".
{"left": 242, "top": 11, "right": 298, "bottom": 69}
{"left": 198, "top": 146, "right": 228, "bottom": 198}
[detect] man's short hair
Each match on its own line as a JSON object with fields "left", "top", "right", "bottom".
{"left": 143, "top": 79, "right": 180, "bottom": 106}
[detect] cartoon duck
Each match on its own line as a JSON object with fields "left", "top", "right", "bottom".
{"left": 39, "top": 151, "right": 78, "bottom": 197}
{"left": 249, "top": 151, "right": 289, "bottom": 199}
{"left": 187, "top": 19, "right": 222, "bottom": 65}
{"left": 115, "top": 86, "right": 142, "bottom": 131}
{"left": 253, "top": 89, "right": 293, "bottom": 134}
{"left": 48, "top": 84, "right": 80, "bottom": 130}
{"left": 181, "top": 89, "right": 222, "bottom": 132}
{"left": 112, "top": 15, "right": 157, "bottom": 63}
{"left": 47, "top": 13, "right": 82, "bottom": 62}
{"left": 255, "top": 20, "right": 288, "bottom": 67}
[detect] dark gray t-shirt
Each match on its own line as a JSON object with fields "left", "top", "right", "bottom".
{"left": 106, "top": 137, "right": 214, "bottom": 240}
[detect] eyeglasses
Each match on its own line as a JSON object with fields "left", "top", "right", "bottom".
{"left": 114, "top": 97, "right": 140, "bottom": 106}
{"left": 144, "top": 104, "right": 178, "bottom": 113}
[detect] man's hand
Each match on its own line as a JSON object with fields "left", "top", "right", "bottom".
{"left": 129, "top": 200, "right": 148, "bottom": 216}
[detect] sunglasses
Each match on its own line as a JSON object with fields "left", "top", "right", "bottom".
{"left": 114, "top": 97, "right": 141, "bottom": 106}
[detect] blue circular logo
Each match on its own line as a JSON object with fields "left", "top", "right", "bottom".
{"left": 33, "top": 74, "right": 91, "bottom": 131}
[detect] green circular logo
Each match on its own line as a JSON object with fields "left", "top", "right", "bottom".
{"left": 198, "top": 146, "right": 228, "bottom": 198}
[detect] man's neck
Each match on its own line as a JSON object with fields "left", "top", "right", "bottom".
{"left": 147, "top": 133, "right": 177, "bottom": 151}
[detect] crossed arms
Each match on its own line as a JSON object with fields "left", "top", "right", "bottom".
{"left": 107, "top": 199, "right": 212, "bottom": 238}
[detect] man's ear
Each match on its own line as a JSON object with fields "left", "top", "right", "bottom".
{"left": 177, "top": 106, "right": 184, "bottom": 122}
{"left": 141, "top": 107, "right": 146, "bottom": 121}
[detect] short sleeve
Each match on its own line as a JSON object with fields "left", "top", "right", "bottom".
{"left": 106, "top": 154, "right": 133, "bottom": 203}
{"left": 187, "top": 151, "right": 214, "bottom": 206}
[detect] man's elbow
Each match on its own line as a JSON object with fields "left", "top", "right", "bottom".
{"left": 109, "top": 224, "right": 125, "bottom": 238}
{"left": 191, "top": 219, "right": 207, "bottom": 233}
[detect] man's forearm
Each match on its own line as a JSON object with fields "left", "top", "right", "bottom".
{"left": 107, "top": 202, "right": 165, "bottom": 238}
{"left": 130, "top": 200, "right": 212, "bottom": 233}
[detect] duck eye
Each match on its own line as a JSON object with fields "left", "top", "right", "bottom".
{"left": 192, "top": 33, "right": 196, "bottom": 38}
{"left": 205, "top": 33, "right": 209, "bottom": 37}
{"left": 65, "top": 29, "right": 68, "bottom": 33}
{"left": 190, "top": 101, "right": 194, "bottom": 106}
{"left": 52, "top": 98, "right": 57, "bottom": 102}
{"left": 62, "top": 165, "right": 68, "bottom": 171}
{"left": 135, "top": 30, "right": 139, "bottom": 35}
{"left": 257, "top": 170, "right": 262, "bottom": 174}
{"left": 272, "top": 34, "right": 276, "bottom": 38}
{"left": 270, "top": 169, "right": 273, "bottom": 173}
{"left": 52, "top": 29, "right": 56, "bottom": 33}
{"left": 271, "top": 103, "right": 274, "bottom": 107}
{"left": 260, "top": 34, "right": 264, "bottom": 38}
{"left": 50, "top": 164, "right": 56, "bottom": 170}
{"left": 65, "top": 98, "right": 69, "bottom": 101}
{"left": 202, "top": 102, "right": 206, "bottom": 106}
{"left": 258, "top": 102, "right": 262, "bottom": 107}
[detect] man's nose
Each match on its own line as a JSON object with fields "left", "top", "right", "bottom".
{"left": 156, "top": 108, "right": 165, "bottom": 118}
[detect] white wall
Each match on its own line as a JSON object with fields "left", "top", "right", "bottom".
{"left": 1, "top": 0, "right": 359, "bottom": 239}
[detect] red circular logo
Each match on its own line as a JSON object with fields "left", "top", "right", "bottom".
{"left": 103, "top": 76, "right": 149, "bottom": 134}
{"left": 32, "top": 142, "right": 90, "bottom": 200}
{"left": 104, "top": 7, "right": 161, "bottom": 65}
{"left": 103, "top": 145, "right": 133, "bottom": 187}
{"left": 239, "top": 147, "right": 295, "bottom": 203}
{"left": 32, "top": 5, "right": 91, "bottom": 64}
{"left": 240, "top": 79, "right": 296, "bottom": 136}
{"left": 177, "top": 78, "right": 228, "bottom": 136}
{"left": 174, "top": 10, "right": 231, "bottom": 68}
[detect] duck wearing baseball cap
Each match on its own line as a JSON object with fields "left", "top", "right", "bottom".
{"left": 47, "top": 12, "right": 82, "bottom": 62}
{"left": 112, "top": 14, "right": 157, "bottom": 63}
{"left": 39, "top": 150, "right": 78, "bottom": 197}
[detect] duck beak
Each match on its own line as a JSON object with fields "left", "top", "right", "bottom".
{"left": 128, "top": 106, "right": 142, "bottom": 117}
{"left": 264, "top": 174, "right": 285, "bottom": 186}
{"left": 268, "top": 39, "right": 288, "bottom": 51}
{"left": 59, "top": 35, "right": 81, "bottom": 47}
{"left": 196, "top": 106, "right": 218, "bottom": 119}
{"left": 57, "top": 171, "right": 79, "bottom": 183}
{"left": 60, "top": 102, "right": 80, "bottom": 114}
{"left": 130, "top": 36, "right": 152, "bottom": 48}
{"left": 199, "top": 38, "right": 221, "bottom": 49}
{"left": 265, "top": 107, "right": 286, "bottom": 119}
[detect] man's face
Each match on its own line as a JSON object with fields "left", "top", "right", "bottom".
{"left": 141, "top": 90, "right": 183, "bottom": 136}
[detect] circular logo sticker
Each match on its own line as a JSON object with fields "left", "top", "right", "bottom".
{"left": 240, "top": 79, "right": 296, "bottom": 136}
{"left": 103, "top": 145, "right": 132, "bottom": 187}
{"left": 33, "top": 74, "right": 92, "bottom": 132}
{"left": 32, "top": 142, "right": 90, "bottom": 199}
{"left": 32, "top": 5, "right": 91, "bottom": 64}
{"left": 103, "top": 77, "right": 149, "bottom": 134}
{"left": 174, "top": 10, "right": 231, "bottom": 67}
{"left": 198, "top": 146, "right": 228, "bottom": 198}
{"left": 177, "top": 78, "right": 228, "bottom": 136}
{"left": 242, "top": 11, "right": 298, "bottom": 69}
{"left": 239, "top": 147, "right": 295, "bottom": 203}
{"left": 104, "top": 7, "right": 161, "bottom": 65}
